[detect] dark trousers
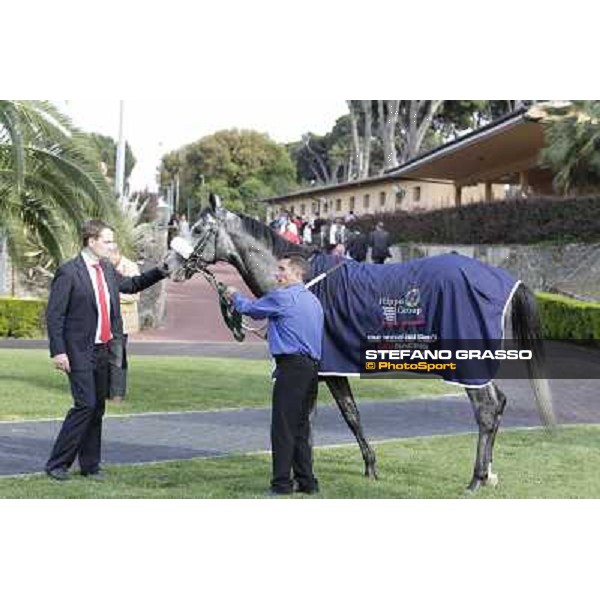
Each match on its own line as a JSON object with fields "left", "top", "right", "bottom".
{"left": 108, "top": 334, "right": 128, "bottom": 399}
{"left": 46, "top": 344, "right": 109, "bottom": 474}
{"left": 271, "top": 355, "right": 319, "bottom": 493}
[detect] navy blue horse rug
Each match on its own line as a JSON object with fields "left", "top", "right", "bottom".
{"left": 308, "top": 253, "right": 520, "bottom": 387}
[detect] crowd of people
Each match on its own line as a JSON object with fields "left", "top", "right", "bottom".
{"left": 268, "top": 211, "right": 391, "bottom": 264}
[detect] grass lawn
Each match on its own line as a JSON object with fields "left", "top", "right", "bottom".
{"left": 1, "top": 426, "right": 599, "bottom": 498}
{"left": 0, "top": 349, "right": 455, "bottom": 420}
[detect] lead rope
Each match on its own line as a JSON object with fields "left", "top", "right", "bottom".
{"left": 194, "top": 267, "right": 268, "bottom": 342}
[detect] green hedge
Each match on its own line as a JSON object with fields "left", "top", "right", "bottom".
{"left": 0, "top": 297, "right": 47, "bottom": 338}
{"left": 1, "top": 293, "right": 598, "bottom": 343}
{"left": 356, "top": 196, "right": 600, "bottom": 244}
{"left": 536, "top": 292, "right": 600, "bottom": 343}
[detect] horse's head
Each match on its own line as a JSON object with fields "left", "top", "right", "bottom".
{"left": 169, "top": 193, "right": 237, "bottom": 281}
{"left": 172, "top": 193, "right": 307, "bottom": 295}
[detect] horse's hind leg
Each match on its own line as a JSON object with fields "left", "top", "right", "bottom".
{"left": 325, "top": 376, "right": 378, "bottom": 479}
{"left": 466, "top": 382, "right": 507, "bottom": 492}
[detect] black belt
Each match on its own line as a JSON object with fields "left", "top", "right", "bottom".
{"left": 274, "top": 354, "right": 319, "bottom": 365}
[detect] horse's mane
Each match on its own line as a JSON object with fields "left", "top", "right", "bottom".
{"left": 235, "top": 213, "right": 314, "bottom": 259}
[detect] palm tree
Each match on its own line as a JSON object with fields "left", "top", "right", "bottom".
{"left": 539, "top": 101, "right": 600, "bottom": 195}
{"left": 0, "top": 100, "right": 119, "bottom": 270}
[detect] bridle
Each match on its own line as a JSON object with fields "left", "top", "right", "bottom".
{"left": 178, "top": 218, "right": 220, "bottom": 280}
{"left": 175, "top": 216, "right": 255, "bottom": 342}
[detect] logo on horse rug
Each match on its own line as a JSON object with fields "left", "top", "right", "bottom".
{"left": 379, "top": 285, "right": 425, "bottom": 328}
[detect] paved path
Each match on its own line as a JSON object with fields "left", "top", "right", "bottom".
{"left": 1, "top": 377, "right": 598, "bottom": 476}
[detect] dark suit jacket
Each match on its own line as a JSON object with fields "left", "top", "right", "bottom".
{"left": 369, "top": 229, "right": 391, "bottom": 260}
{"left": 46, "top": 255, "right": 166, "bottom": 371}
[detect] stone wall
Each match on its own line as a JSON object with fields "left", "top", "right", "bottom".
{"left": 135, "top": 224, "right": 169, "bottom": 329}
{"left": 392, "top": 243, "right": 600, "bottom": 302}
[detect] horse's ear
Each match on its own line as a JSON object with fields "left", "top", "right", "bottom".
{"left": 209, "top": 193, "right": 222, "bottom": 212}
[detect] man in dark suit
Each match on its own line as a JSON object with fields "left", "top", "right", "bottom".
{"left": 369, "top": 221, "right": 392, "bottom": 264}
{"left": 45, "top": 219, "right": 174, "bottom": 481}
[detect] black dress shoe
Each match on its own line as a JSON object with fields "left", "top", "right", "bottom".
{"left": 295, "top": 486, "right": 320, "bottom": 495}
{"left": 45, "top": 468, "right": 70, "bottom": 481}
{"left": 265, "top": 487, "right": 293, "bottom": 497}
{"left": 81, "top": 470, "right": 105, "bottom": 481}
{"left": 293, "top": 480, "right": 320, "bottom": 495}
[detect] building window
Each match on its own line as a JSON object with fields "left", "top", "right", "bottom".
{"left": 335, "top": 198, "right": 342, "bottom": 212}
{"left": 379, "top": 191, "right": 386, "bottom": 207}
{"left": 290, "top": 205, "right": 295, "bottom": 215}
{"left": 395, "top": 188, "right": 405, "bottom": 206}
{"left": 323, "top": 200, "right": 329, "bottom": 213}
{"left": 363, "top": 193, "right": 370, "bottom": 209}
{"left": 349, "top": 196, "right": 355, "bottom": 211}
{"left": 312, "top": 202, "right": 318, "bottom": 215}
{"left": 413, "top": 187, "right": 421, "bottom": 203}
{"left": 300, "top": 204, "right": 306, "bottom": 215}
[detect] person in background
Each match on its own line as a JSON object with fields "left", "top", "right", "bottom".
{"left": 302, "top": 216, "right": 313, "bottom": 245}
{"left": 167, "top": 213, "right": 180, "bottom": 249}
{"left": 107, "top": 244, "right": 141, "bottom": 404}
{"left": 224, "top": 255, "right": 324, "bottom": 496}
{"left": 369, "top": 221, "right": 392, "bottom": 264}
{"left": 329, "top": 218, "right": 346, "bottom": 247}
{"left": 346, "top": 228, "right": 369, "bottom": 262}
{"left": 344, "top": 210, "right": 357, "bottom": 224}
{"left": 282, "top": 221, "right": 301, "bottom": 244}
{"left": 329, "top": 242, "right": 346, "bottom": 262}
{"left": 178, "top": 213, "right": 192, "bottom": 242}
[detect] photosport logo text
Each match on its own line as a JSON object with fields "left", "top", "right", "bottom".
{"left": 361, "top": 345, "right": 533, "bottom": 378}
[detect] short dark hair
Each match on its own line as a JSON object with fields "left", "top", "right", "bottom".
{"left": 81, "top": 219, "right": 112, "bottom": 247}
{"left": 281, "top": 254, "right": 310, "bottom": 281}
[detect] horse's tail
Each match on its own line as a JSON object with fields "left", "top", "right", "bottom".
{"left": 510, "top": 282, "right": 556, "bottom": 428}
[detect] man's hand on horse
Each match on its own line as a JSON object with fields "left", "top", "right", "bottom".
{"left": 161, "top": 249, "right": 184, "bottom": 276}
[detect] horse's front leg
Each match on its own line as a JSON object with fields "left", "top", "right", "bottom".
{"left": 325, "top": 376, "right": 378, "bottom": 479}
{"left": 465, "top": 383, "right": 507, "bottom": 493}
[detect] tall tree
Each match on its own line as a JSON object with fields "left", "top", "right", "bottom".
{"left": 397, "top": 100, "right": 445, "bottom": 163}
{"left": 289, "top": 114, "right": 356, "bottom": 186}
{"left": 159, "top": 129, "right": 297, "bottom": 217}
{"left": 0, "top": 100, "right": 119, "bottom": 268}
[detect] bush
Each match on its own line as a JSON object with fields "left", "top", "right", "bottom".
{"left": 536, "top": 292, "right": 600, "bottom": 344}
{"left": 358, "top": 196, "right": 600, "bottom": 245}
{"left": 0, "top": 297, "right": 47, "bottom": 338}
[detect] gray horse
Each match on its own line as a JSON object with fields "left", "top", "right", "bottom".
{"left": 169, "top": 194, "right": 555, "bottom": 492}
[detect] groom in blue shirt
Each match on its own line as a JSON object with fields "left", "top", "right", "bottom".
{"left": 226, "top": 254, "right": 324, "bottom": 495}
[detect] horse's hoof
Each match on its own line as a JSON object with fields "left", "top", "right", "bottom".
{"left": 364, "top": 466, "right": 378, "bottom": 480}
{"left": 465, "top": 478, "right": 482, "bottom": 494}
{"left": 484, "top": 472, "right": 499, "bottom": 487}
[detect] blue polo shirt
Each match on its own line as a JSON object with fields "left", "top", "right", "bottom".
{"left": 232, "top": 283, "right": 323, "bottom": 361}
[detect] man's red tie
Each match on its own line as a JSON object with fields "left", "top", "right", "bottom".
{"left": 92, "top": 264, "right": 112, "bottom": 343}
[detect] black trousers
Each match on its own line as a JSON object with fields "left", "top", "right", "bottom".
{"left": 46, "top": 344, "right": 109, "bottom": 474}
{"left": 271, "top": 354, "right": 319, "bottom": 493}
{"left": 108, "top": 334, "right": 128, "bottom": 398}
